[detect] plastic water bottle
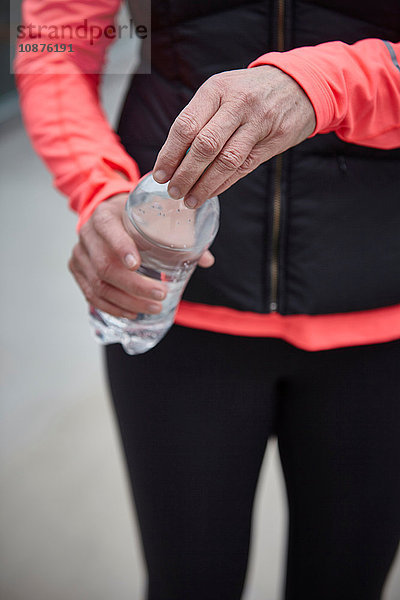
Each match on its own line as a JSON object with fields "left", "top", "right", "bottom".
{"left": 89, "top": 172, "right": 220, "bottom": 355}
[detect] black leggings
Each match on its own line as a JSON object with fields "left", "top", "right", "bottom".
{"left": 104, "top": 324, "right": 400, "bottom": 600}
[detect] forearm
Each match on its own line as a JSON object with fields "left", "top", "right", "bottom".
{"left": 14, "top": 0, "right": 140, "bottom": 231}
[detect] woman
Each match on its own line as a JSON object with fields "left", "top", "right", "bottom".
{"left": 15, "top": 0, "right": 400, "bottom": 598}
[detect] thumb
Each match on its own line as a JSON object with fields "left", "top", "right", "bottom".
{"left": 198, "top": 249, "right": 215, "bottom": 268}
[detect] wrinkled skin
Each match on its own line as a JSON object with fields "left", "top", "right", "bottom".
{"left": 153, "top": 65, "right": 316, "bottom": 208}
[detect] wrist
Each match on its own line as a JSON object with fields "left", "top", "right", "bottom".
{"left": 76, "top": 183, "right": 135, "bottom": 233}
{"left": 248, "top": 50, "right": 332, "bottom": 137}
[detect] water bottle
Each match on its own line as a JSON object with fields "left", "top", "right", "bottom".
{"left": 89, "top": 172, "right": 220, "bottom": 355}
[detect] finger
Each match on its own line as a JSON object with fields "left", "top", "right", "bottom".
{"left": 214, "top": 132, "right": 289, "bottom": 196}
{"left": 89, "top": 201, "right": 141, "bottom": 270}
{"left": 181, "top": 124, "right": 259, "bottom": 207}
{"left": 212, "top": 150, "right": 265, "bottom": 197}
{"left": 152, "top": 80, "right": 222, "bottom": 183}
{"left": 81, "top": 227, "right": 168, "bottom": 301}
{"left": 189, "top": 133, "right": 278, "bottom": 205}
{"left": 164, "top": 104, "right": 243, "bottom": 201}
{"left": 90, "top": 296, "right": 138, "bottom": 320}
{"left": 73, "top": 249, "right": 163, "bottom": 316}
{"left": 198, "top": 250, "right": 215, "bottom": 268}
{"left": 95, "top": 279, "right": 164, "bottom": 316}
{"left": 91, "top": 297, "right": 139, "bottom": 320}
{"left": 71, "top": 264, "right": 139, "bottom": 320}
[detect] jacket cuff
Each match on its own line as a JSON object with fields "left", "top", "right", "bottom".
{"left": 248, "top": 50, "right": 336, "bottom": 137}
{"left": 76, "top": 179, "right": 137, "bottom": 232}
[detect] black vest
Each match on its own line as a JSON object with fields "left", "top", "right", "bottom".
{"left": 120, "top": 0, "right": 400, "bottom": 315}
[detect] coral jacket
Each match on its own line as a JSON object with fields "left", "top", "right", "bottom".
{"left": 14, "top": 0, "right": 400, "bottom": 350}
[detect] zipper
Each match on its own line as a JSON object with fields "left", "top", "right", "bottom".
{"left": 270, "top": 154, "right": 283, "bottom": 311}
{"left": 269, "top": 0, "right": 285, "bottom": 312}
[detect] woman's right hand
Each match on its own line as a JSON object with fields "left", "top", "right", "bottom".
{"left": 68, "top": 193, "right": 215, "bottom": 318}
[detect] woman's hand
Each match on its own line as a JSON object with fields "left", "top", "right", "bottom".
{"left": 68, "top": 193, "right": 215, "bottom": 318}
{"left": 153, "top": 65, "right": 316, "bottom": 208}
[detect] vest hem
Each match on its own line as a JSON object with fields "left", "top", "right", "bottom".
{"left": 174, "top": 300, "right": 400, "bottom": 352}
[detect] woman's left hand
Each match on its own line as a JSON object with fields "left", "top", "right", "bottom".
{"left": 152, "top": 65, "right": 316, "bottom": 208}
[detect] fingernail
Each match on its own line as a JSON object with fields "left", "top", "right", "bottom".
{"left": 185, "top": 196, "right": 198, "bottom": 209}
{"left": 152, "top": 289, "right": 166, "bottom": 301}
{"left": 124, "top": 253, "right": 137, "bottom": 268}
{"left": 148, "top": 303, "right": 161, "bottom": 313}
{"left": 168, "top": 186, "right": 181, "bottom": 199}
{"left": 153, "top": 169, "right": 167, "bottom": 183}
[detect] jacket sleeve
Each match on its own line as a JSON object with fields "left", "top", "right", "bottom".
{"left": 14, "top": 0, "right": 140, "bottom": 232}
{"left": 248, "top": 39, "right": 400, "bottom": 149}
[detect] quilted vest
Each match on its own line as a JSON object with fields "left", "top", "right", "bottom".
{"left": 120, "top": 0, "right": 400, "bottom": 315}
